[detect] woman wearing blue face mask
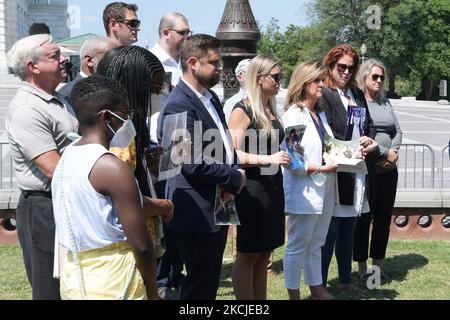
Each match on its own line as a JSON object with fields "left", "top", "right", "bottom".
{"left": 52, "top": 75, "right": 159, "bottom": 299}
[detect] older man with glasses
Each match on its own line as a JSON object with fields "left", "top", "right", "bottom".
{"left": 103, "top": 2, "right": 140, "bottom": 46}
{"left": 6, "top": 34, "right": 78, "bottom": 300}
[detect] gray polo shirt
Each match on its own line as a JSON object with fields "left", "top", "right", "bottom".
{"left": 6, "top": 82, "right": 78, "bottom": 191}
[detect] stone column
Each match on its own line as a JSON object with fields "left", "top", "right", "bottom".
{"left": 216, "top": 0, "right": 260, "bottom": 102}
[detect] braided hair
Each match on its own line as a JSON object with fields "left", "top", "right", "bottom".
{"left": 97, "top": 45, "right": 164, "bottom": 196}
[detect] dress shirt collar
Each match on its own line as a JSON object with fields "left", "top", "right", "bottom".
{"left": 181, "top": 78, "right": 213, "bottom": 104}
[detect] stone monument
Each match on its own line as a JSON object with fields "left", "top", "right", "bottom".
{"left": 216, "top": 0, "right": 260, "bottom": 101}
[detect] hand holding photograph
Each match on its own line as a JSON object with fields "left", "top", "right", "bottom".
{"left": 323, "top": 133, "right": 366, "bottom": 173}
{"left": 285, "top": 125, "right": 306, "bottom": 170}
{"left": 214, "top": 186, "right": 241, "bottom": 226}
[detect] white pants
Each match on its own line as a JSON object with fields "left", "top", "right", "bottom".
{"left": 283, "top": 211, "right": 333, "bottom": 289}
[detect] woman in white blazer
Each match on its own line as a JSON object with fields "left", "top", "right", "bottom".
{"left": 282, "top": 61, "right": 338, "bottom": 300}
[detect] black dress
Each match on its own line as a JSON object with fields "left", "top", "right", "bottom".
{"left": 233, "top": 102, "right": 285, "bottom": 253}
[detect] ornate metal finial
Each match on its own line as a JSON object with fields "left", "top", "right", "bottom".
{"left": 216, "top": 0, "right": 261, "bottom": 101}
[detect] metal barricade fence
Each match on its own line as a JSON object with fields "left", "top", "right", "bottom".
{"left": 0, "top": 141, "right": 447, "bottom": 191}
{"left": 441, "top": 143, "right": 450, "bottom": 189}
{"left": 397, "top": 144, "right": 436, "bottom": 189}
{"left": 0, "top": 141, "right": 14, "bottom": 189}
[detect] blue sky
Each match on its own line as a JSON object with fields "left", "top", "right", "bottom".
{"left": 67, "top": 0, "right": 310, "bottom": 47}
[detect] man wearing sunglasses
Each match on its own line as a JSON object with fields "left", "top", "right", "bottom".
{"left": 103, "top": 2, "right": 140, "bottom": 46}
{"left": 151, "top": 12, "right": 192, "bottom": 87}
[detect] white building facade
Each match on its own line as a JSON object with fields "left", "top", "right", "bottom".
{"left": 0, "top": 0, "right": 69, "bottom": 78}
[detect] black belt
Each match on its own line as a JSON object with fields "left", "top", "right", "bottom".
{"left": 22, "top": 190, "right": 52, "bottom": 198}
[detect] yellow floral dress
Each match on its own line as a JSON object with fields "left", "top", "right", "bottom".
{"left": 110, "top": 141, "right": 164, "bottom": 258}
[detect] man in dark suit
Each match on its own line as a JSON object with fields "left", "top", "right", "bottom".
{"left": 58, "top": 36, "right": 115, "bottom": 104}
{"left": 158, "top": 34, "right": 246, "bottom": 300}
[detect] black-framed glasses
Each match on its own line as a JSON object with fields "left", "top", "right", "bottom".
{"left": 336, "top": 63, "right": 356, "bottom": 74}
{"left": 116, "top": 19, "right": 141, "bottom": 29}
{"left": 371, "top": 74, "right": 385, "bottom": 82}
{"left": 169, "top": 28, "right": 193, "bottom": 38}
{"left": 266, "top": 73, "right": 283, "bottom": 83}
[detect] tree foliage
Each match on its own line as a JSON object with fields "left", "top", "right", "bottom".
{"left": 257, "top": 0, "right": 450, "bottom": 99}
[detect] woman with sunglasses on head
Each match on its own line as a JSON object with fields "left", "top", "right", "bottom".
{"left": 318, "top": 44, "right": 380, "bottom": 292}
{"left": 353, "top": 59, "right": 402, "bottom": 282}
{"left": 228, "top": 55, "right": 291, "bottom": 300}
{"left": 282, "top": 61, "right": 338, "bottom": 300}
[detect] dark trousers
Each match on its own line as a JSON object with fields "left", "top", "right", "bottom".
{"left": 16, "top": 193, "right": 60, "bottom": 300}
{"left": 158, "top": 226, "right": 184, "bottom": 284}
{"left": 155, "top": 180, "right": 184, "bottom": 286}
{"left": 172, "top": 226, "right": 228, "bottom": 300}
{"left": 321, "top": 216, "right": 357, "bottom": 285}
{"left": 354, "top": 168, "right": 398, "bottom": 261}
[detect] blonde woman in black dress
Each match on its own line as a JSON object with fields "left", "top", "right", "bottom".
{"left": 228, "top": 55, "right": 291, "bottom": 300}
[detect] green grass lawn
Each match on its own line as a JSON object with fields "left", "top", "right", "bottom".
{"left": 1, "top": 240, "right": 449, "bottom": 300}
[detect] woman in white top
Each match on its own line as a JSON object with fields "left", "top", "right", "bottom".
{"left": 52, "top": 75, "right": 172, "bottom": 300}
{"left": 282, "top": 61, "right": 338, "bottom": 300}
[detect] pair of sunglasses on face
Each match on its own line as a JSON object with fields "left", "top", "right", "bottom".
{"left": 335, "top": 63, "right": 385, "bottom": 82}
{"left": 336, "top": 63, "right": 356, "bottom": 74}
{"left": 168, "top": 29, "right": 193, "bottom": 38}
{"left": 371, "top": 74, "right": 385, "bottom": 82}
{"left": 265, "top": 73, "right": 283, "bottom": 83}
{"left": 116, "top": 19, "right": 141, "bottom": 29}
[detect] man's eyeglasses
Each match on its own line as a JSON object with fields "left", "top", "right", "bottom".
{"left": 336, "top": 63, "right": 356, "bottom": 74}
{"left": 169, "top": 29, "right": 193, "bottom": 38}
{"left": 116, "top": 19, "right": 141, "bottom": 29}
{"left": 371, "top": 74, "right": 385, "bottom": 82}
{"left": 266, "top": 73, "right": 283, "bottom": 83}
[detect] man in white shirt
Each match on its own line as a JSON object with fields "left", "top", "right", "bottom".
{"left": 223, "top": 58, "right": 251, "bottom": 122}
{"left": 149, "top": 12, "right": 191, "bottom": 143}
{"left": 150, "top": 12, "right": 191, "bottom": 291}
{"left": 150, "top": 12, "right": 191, "bottom": 87}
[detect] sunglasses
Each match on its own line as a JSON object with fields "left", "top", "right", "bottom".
{"left": 371, "top": 74, "right": 385, "bottom": 82}
{"left": 336, "top": 63, "right": 356, "bottom": 74}
{"left": 169, "top": 29, "right": 193, "bottom": 38}
{"left": 266, "top": 73, "right": 283, "bottom": 83}
{"left": 116, "top": 19, "right": 141, "bottom": 29}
